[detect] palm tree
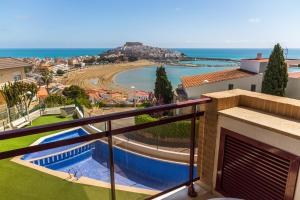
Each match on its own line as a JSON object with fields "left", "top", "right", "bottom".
{"left": 41, "top": 70, "right": 53, "bottom": 93}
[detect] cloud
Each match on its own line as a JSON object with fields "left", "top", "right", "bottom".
{"left": 248, "top": 18, "right": 261, "bottom": 23}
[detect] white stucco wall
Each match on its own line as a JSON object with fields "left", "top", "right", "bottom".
{"left": 286, "top": 78, "right": 300, "bottom": 99}
{"left": 240, "top": 60, "right": 261, "bottom": 73}
{"left": 184, "top": 74, "right": 263, "bottom": 99}
{"left": 213, "top": 116, "right": 300, "bottom": 199}
{"left": 184, "top": 74, "right": 300, "bottom": 100}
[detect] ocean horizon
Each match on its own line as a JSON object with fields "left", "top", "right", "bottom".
{"left": 1, "top": 48, "right": 300, "bottom": 60}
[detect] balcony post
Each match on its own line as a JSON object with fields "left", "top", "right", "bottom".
{"left": 188, "top": 105, "right": 197, "bottom": 197}
{"left": 107, "top": 120, "right": 116, "bottom": 200}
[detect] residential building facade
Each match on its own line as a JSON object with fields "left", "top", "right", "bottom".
{"left": 179, "top": 54, "right": 300, "bottom": 100}
{"left": 0, "top": 57, "right": 32, "bottom": 86}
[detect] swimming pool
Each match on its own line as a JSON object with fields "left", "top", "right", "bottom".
{"left": 25, "top": 128, "right": 196, "bottom": 191}
{"left": 288, "top": 67, "right": 300, "bottom": 72}
{"left": 22, "top": 128, "right": 89, "bottom": 160}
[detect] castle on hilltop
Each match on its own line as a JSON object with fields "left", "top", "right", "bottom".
{"left": 124, "top": 42, "right": 143, "bottom": 47}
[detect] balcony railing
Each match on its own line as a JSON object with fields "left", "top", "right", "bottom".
{"left": 0, "top": 97, "right": 212, "bottom": 200}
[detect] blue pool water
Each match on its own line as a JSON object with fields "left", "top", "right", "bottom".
{"left": 47, "top": 141, "right": 194, "bottom": 190}
{"left": 22, "top": 128, "right": 88, "bottom": 160}
{"left": 288, "top": 67, "right": 300, "bottom": 72}
{"left": 27, "top": 129, "right": 195, "bottom": 190}
{"left": 115, "top": 65, "right": 234, "bottom": 91}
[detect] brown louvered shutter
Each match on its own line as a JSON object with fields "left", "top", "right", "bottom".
{"left": 216, "top": 128, "right": 300, "bottom": 200}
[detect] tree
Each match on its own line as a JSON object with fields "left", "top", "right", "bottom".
{"left": 1, "top": 82, "right": 18, "bottom": 126}
{"left": 154, "top": 66, "right": 173, "bottom": 105}
{"left": 44, "top": 95, "right": 67, "bottom": 107}
{"left": 12, "top": 82, "right": 37, "bottom": 120}
{"left": 1, "top": 82, "right": 37, "bottom": 126}
{"left": 262, "top": 43, "right": 288, "bottom": 96}
{"left": 128, "top": 56, "right": 138, "bottom": 62}
{"left": 56, "top": 69, "right": 64, "bottom": 76}
{"left": 62, "top": 85, "right": 91, "bottom": 109}
{"left": 41, "top": 70, "right": 53, "bottom": 93}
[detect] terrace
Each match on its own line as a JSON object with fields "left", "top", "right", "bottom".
{"left": 0, "top": 89, "right": 300, "bottom": 200}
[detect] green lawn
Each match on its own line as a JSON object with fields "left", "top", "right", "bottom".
{"left": 0, "top": 115, "right": 147, "bottom": 200}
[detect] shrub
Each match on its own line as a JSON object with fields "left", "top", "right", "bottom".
{"left": 62, "top": 85, "right": 91, "bottom": 108}
{"left": 56, "top": 69, "right": 64, "bottom": 76}
{"left": 96, "top": 101, "right": 106, "bottom": 108}
{"left": 128, "top": 56, "right": 138, "bottom": 62}
{"left": 135, "top": 114, "right": 192, "bottom": 139}
{"left": 44, "top": 95, "right": 67, "bottom": 107}
{"left": 137, "top": 101, "right": 153, "bottom": 108}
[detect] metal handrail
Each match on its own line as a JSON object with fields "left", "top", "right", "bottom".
{"left": 0, "top": 98, "right": 211, "bottom": 140}
{"left": 0, "top": 97, "right": 212, "bottom": 200}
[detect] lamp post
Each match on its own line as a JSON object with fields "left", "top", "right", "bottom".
{"left": 284, "top": 48, "right": 289, "bottom": 60}
{"left": 25, "top": 91, "right": 32, "bottom": 125}
{"left": 131, "top": 86, "right": 136, "bottom": 107}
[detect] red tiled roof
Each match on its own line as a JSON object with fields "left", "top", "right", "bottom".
{"left": 289, "top": 72, "right": 300, "bottom": 78}
{"left": 0, "top": 93, "right": 5, "bottom": 105}
{"left": 135, "top": 90, "right": 149, "bottom": 96}
{"left": 241, "top": 58, "right": 269, "bottom": 63}
{"left": 37, "top": 87, "right": 49, "bottom": 99}
{"left": 181, "top": 69, "right": 256, "bottom": 88}
{"left": 0, "top": 57, "right": 32, "bottom": 70}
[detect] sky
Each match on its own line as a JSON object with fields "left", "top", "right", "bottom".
{"left": 0, "top": 0, "right": 300, "bottom": 48}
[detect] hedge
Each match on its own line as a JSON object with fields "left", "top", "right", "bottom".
{"left": 134, "top": 114, "right": 193, "bottom": 139}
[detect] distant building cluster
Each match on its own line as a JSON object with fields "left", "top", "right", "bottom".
{"left": 100, "top": 42, "right": 184, "bottom": 62}
{"left": 87, "top": 89, "right": 153, "bottom": 105}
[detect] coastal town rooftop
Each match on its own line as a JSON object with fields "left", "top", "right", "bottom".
{"left": 181, "top": 69, "right": 255, "bottom": 88}
{"left": 0, "top": 57, "right": 32, "bottom": 70}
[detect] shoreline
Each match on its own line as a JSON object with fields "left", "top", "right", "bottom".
{"left": 58, "top": 60, "right": 240, "bottom": 94}
{"left": 58, "top": 60, "right": 158, "bottom": 94}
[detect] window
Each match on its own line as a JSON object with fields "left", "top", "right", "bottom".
{"left": 251, "top": 84, "right": 256, "bottom": 92}
{"left": 14, "top": 75, "right": 22, "bottom": 81}
{"left": 228, "top": 84, "right": 234, "bottom": 90}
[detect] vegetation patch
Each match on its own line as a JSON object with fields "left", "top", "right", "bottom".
{"left": 135, "top": 114, "right": 192, "bottom": 139}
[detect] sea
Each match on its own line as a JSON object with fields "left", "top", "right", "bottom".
{"left": 1, "top": 48, "right": 300, "bottom": 91}
{"left": 1, "top": 48, "right": 300, "bottom": 60}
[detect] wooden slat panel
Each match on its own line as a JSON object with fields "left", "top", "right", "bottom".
{"left": 226, "top": 136, "right": 290, "bottom": 167}
{"left": 223, "top": 153, "right": 287, "bottom": 191}
{"left": 225, "top": 142, "right": 289, "bottom": 180}
{"left": 216, "top": 128, "right": 300, "bottom": 200}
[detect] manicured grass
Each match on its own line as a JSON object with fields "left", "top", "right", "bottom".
{"left": 0, "top": 115, "right": 72, "bottom": 152}
{"left": 0, "top": 115, "right": 147, "bottom": 200}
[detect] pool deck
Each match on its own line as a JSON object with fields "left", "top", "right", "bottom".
{"left": 11, "top": 155, "right": 159, "bottom": 195}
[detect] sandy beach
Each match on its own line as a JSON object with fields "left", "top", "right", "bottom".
{"left": 58, "top": 60, "right": 157, "bottom": 93}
